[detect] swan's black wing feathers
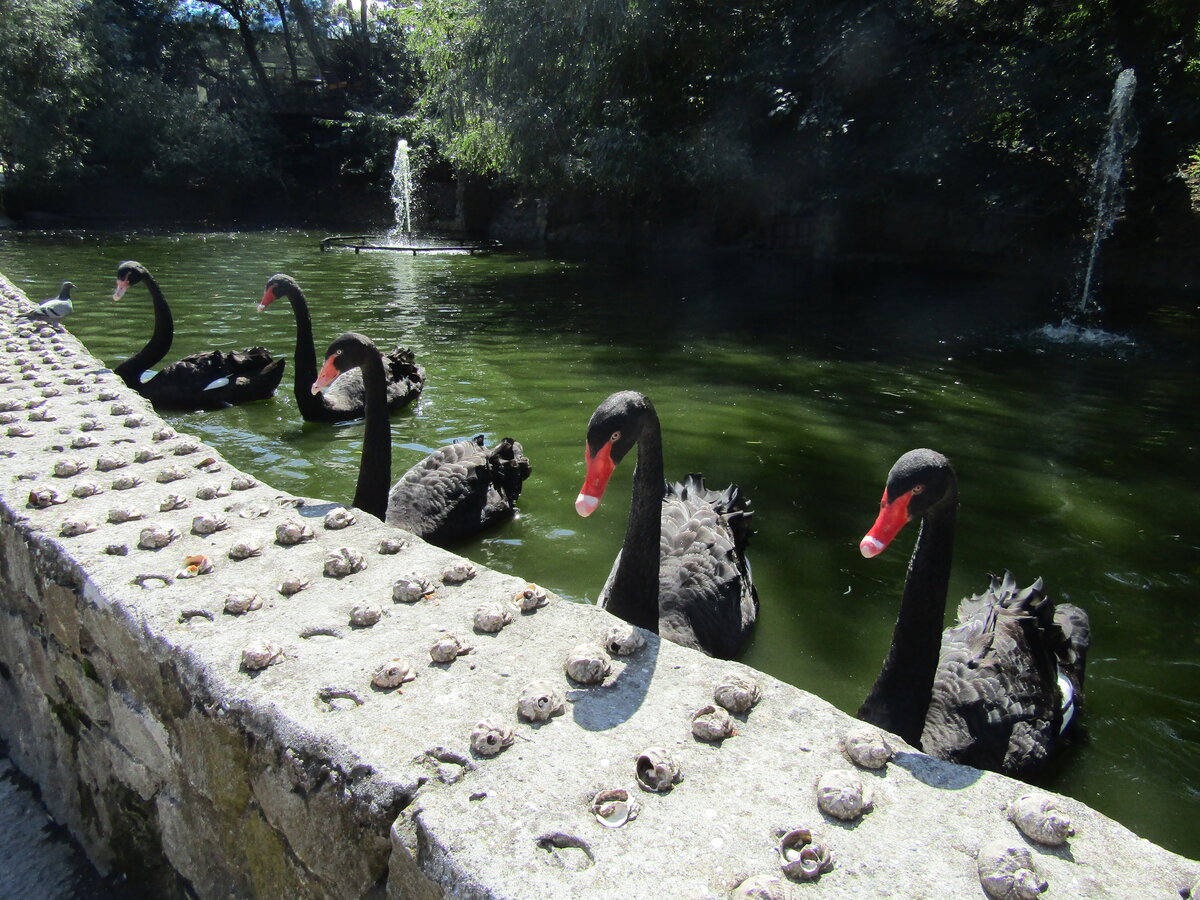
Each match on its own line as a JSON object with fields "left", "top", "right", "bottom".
{"left": 147, "top": 346, "right": 283, "bottom": 408}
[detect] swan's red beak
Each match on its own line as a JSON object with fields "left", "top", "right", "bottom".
{"left": 860, "top": 488, "right": 913, "bottom": 558}
{"left": 312, "top": 355, "right": 340, "bottom": 394}
{"left": 112, "top": 278, "right": 130, "bottom": 301}
{"left": 575, "top": 441, "right": 616, "bottom": 517}
{"left": 257, "top": 285, "right": 277, "bottom": 312}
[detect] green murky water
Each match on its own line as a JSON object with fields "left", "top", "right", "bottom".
{"left": 2, "top": 228, "right": 1198, "bottom": 862}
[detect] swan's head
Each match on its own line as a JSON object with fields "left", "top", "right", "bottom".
{"left": 313, "top": 331, "right": 376, "bottom": 394}
{"left": 113, "top": 261, "right": 148, "bottom": 301}
{"left": 860, "top": 448, "right": 956, "bottom": 557}
{"left": 259, "top": 274, "right": 299, "bottom": 312}
{"left": 576, "top": 391, "right": 652, "bottom": 517}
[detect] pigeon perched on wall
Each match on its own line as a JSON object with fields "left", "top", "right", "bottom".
{"left": 16, "top": 281, "right": 75, "bottom": 325}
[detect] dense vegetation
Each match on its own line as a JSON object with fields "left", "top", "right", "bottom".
{"left": 1, "top": 0, "right": 1197, "bottom": 252}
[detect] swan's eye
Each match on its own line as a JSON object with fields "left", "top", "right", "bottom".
{"left": 911, "top": 484, "right": 925, "bottom": 495}
{"left": 609, "top": 431, "right": 621, "bottom": 443}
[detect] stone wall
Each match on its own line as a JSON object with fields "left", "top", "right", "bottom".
{"left": 1, "top": 271, "right": 1197, "bottom": 899}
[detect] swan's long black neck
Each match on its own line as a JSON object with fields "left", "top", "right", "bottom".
{"left": 115, "top": 274, "right": 173, "bottom": 388}
{"left": 606, "top": 407, "right": 666, "bottom": 635}
{"left": 351, "top": 347, "right": 391, "bottom": 521}
{"left": 859, "top": 500, "right": 957, "bottom": 748}
{"left": 284, "top": 287, "right": 323, "bottom": 419}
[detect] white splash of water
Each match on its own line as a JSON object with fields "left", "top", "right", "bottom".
{"left": 390, "top": 138, "right": 414, "bottom": 234}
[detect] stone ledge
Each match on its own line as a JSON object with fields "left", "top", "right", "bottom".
{"left": 0, "top": 270, "right": 1197, "bottom": 899}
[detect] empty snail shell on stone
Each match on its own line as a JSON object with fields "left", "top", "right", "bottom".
{"left": 0, "top": 413, "right": 17, "bottom": 425}
{"left": 474, "top": 602, "right": 514, "bottom": 634}
{"left": 28, "top": 486, "right": 68, "bottom": 508}
{"left": 108, "top": 403, "right": 135, "bottom": 416}
{"left": 517, "top": 681, "right": 566, "bottom": 722}
{"left": 730, "top": 874, "right": 791, "bottom": 899}
{"left": 429, "top": 633, "right": 472, "bottom": 663}
{"left": 591, "top": 788, "right": 640, "bottom": 829}
{"left": 603, "top": 622, "right": 645, "bottom": 656}
{"left": 159, "top": 494, "right": 188, "bottom": 511}
{"left": 195, "top": 483, "right": 229, "bottom": 500}
{"left": 53, "top": 458, "right": 88, "bottom": 478}
{"left": 27, "top": 407, "right": 55, "bottom": 422}
{"left": 323, "top": 507, "right": 355, "bottom": 529}
{"left": 977, "top": 841, "right": 1048, "bottom": 900}
{"left": 228, "top": 540, "right": 263, "bottom": 561}
{"left": 349, "top": 603, "right": 383, "bottom": 627}
{"left": 635, "top": 748, "right": 683, "bottom": 793}
{"left": 79, "top": 418, "right": 104, "bottom": 432}
{"left": 692, "top": 704, "right": 737, "bottom": 742}
{"left": 172, "top": 439, "right": 201, "bottom": 455}
{"left": 778, "top": 828, "right": 833, "bottom": 882}
{"left": 71, "top": 481, "right": 103, "bottom": 499}
{"left": 816, "top": 769, "right": 872, "bottom": 822}
{"left": 324, "top": 547, "right": 366, "bottom": 577}
{"left": 176, "top": 555, "right": 214, "bottom": 579}
{"left": 377, "top": 536, "right": 407, "bottom": 555}
{"left": 192, "top": 514, "right": 229, "bottom": 535}
{"left": 138, "top": 525, "right": 179, "bottom": 550}
{"left": 714, "top": 675, "right": 761, "bottom": 714}
{"left": 1007, "top": 793, "right": 1074, "bottom": 846}
{"left": 564, "top": 644, "right": 611, "bottom": 685}
{"left": 60, "top": 518, "right": 99, "bottom": 537}
{"left": 133, "top": 446, "right": 164, "bottom": 463}
{"left": 7, "top": 425, "right": 34, "bottom": 437}
{"left": 112, "top": 474, "right": 144, "bottom": 491}
{"left": 236, "top": 500, "right": 271, "bottom": 519}
{"left": 230, "top": 474, "right": 257, "bottom": 491}
{"left": 442, "top": 560, "right": 477, "bottom": 584}
{"left": 70, "top": 435, "right": 100, "bottom": 450}
{"left": 156, "top": 465, "right": 189, "bottom": 484}
{"left": 372, "top": 658, "right": 418, "bottom": 689}
{"left": 841, "top": 725, "right": 893, "bottom": 770}
{"left": 152, "top": 426, "right": 175, "bottom": 442}
{"left": 278, "top": 574, "right": 310, "bottom": 596}
{"left": 241, "top": 640, "right": 285, "bottom": 671}
{"left": 275, "top": 520, "right": 315, "bottom": 545}
{"left": 223, "top": 589, "right": 263, "bottom": 615}
{"left": 95, "top": 452, "right": 128, "bottom": 472}
{"left": 393, "top": 573, "right": 434, "bottom": 603}
{"left": 470, "top": 720, "right": 515, "bottom": 757}
{"left": 107, "top": 507, "right": 145, "bottom": 524}
{"left": 514, "top": 584, "right": 549, "bottom": 611}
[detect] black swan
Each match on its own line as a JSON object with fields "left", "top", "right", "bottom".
{"left": 17, "top": 281, "right": 74, "bottom": 325}
{"left": 313, "top": 332, "right": 531, "bottom": 545}
{"left": 258, "top": 274, "right": 425, "bottom": 422}
{"left": 857, "top": 448, "right": 1090, "bottom": 776}
{"left": 574, "top": 390, "right": 758, "bottom": 658}
{"left": 112, "top": 261, "right": 284, "bottom": 410}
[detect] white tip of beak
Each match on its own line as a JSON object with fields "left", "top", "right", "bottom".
{"left": 575, "top": 493, "right": 600, "bottom": 517}
{"left": 859, "top": 536, "right": 886, "bottom": 559}
{"left": 256, "top": 302, "right": 268, "bottom": 312}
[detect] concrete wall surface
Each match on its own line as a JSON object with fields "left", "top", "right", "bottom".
{"left": 1, "top": 271, "right": 1197, "bottom": 899}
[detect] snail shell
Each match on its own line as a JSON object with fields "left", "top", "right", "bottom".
{"left": 349, "top": 603, "right": 383, "bottom": 627}
{"left": 27, "top": 407, "right": 55, "bottom": 422}
{"left": 133, "top": 446, "right": 164, "bottom": 463}
{"left": 372, "top": 658, "right": 418, "bottom": 689}
{"left": 107, "top": 507, "right": 145, "bottom": 524}
{"left": 172, "top": 439, "right": 201, "bottom": 455}
{"left": 603, "top": 622, "right": 645, "bottom": 656}
{"left": 977, "top": 841, "right": 1048, "bottom": 900}
{"left": 152, "top": 426, "right": 175, "bottom": 442}
{"left": 275, "top": 520, "right": 315, "bottom": 545}
{"left": 159, "top": 494, "right": 188, "bottom": 512}
{"left": 429, "top": 633, "right": 472, "bottom": 663}
{"left": 841, "top": 725, "right": 893, "bottom": 770}
{"left": 278, "top": 574, "right": 310, "bottom": 596}
{"left": 474, "top": 602, "right": 513, "bottom": 634}
{"left": 195, "top": 483, "right": 230, "bottom": 500}
{"left": 816, "top": 769, "right": 872, "bottom": 821}
{"left": 79, "top": 418, "right": 104, "bottom": 432}
{"left": 442, "top": 560, "right": 477, "bottom": 584}
{"left": 393, "top": 573, "right": 433, "bottom": 603}
{"left": 71, "top": 481, "right": 103, "bottom": 499}
{"left": 324, "top": 547, "right": 366, "bottom": 577}
{"left": 591, "top": 788, "right": 640, "bottom": 829}
{"left": 111, "top": 474, "right": 144, "bottom": 491}
{"left": 70, "top": 435, "right": 99, "bottom": 450}
{"left": 230, "top": 473, "right": 257, "bottom": 491}
{"left": 635, "top": 748, "right": 683, "bottom": 793}
{"left": 377, "top": 536, "right": 407, "bottom": 555}
{"left": 176, "top": 555, "right": 214, "bottom": 579}
{"left": 470, "top": 720, "right": 515, "bottom": 757}
{"left": 241, "top": 640, "right": 285, "bottom": 671}
{"left": 28, "top": 486, "right": 68, "bottom": 508}
{"left": 224, "top": 589, "right": 263, "bottom": 615}
{"left": 514, "top": 584, "right": 549, "bottom": 611}
{"left": 1007, "top": 793, "right": 1074, "bottom": 846}
{"left": 0, "top": 413, "right": 17, "bottom": 425}
{"left": 192, "top": 514, "right": 228, "bottom": 535}
{"left": 778, "top": 828, "right": 833, "bottom": 882}
{"left": 108, "top": 403, "right": 134, "bottom": 416}
{"left": 60, "top": 518, "right": 99, "bottom": 537}
{"left": 7, "top": 425, "right": 34, "bottom": 437}
{"left": 156, "top": 464, "right": 189, "bottom": 484}
{"left": 53, "top": 458, "right": 88, "bottom": 477}
{"left": 731, "top": 874, "right": 791, "bottom": 899}
{"left": 138, "top": 525, "right": 179, "bottom": 550}
{"left": 692, "top": 704, "right": 737, "bottom": 742}
{"left": 124, "top": 416, "right": 146, "bottom": 429}
{"left": 714, "top": 675, "right": 761, "bottom": 714}
{"left": 228, "top": 540, "right": 263, "bottom": 560}
{"left": 95, "top": 453, "right": 128, "bottom": 472}
{"left": 564, "top": 644, "right": 611, "bottom": 685}
{"left": 323, "top": 507, "right": 356, "bottom": 529}
{"left": 517, "top": 681, "right": 566, "bottom": 722}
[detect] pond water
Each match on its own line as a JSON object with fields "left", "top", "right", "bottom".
{"left": 1, "top": 229, "right": 1197, "bottom": 867}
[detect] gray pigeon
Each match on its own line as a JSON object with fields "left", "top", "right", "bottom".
{"left": 17, "top": 281, "right": 74, "bottom": 325}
